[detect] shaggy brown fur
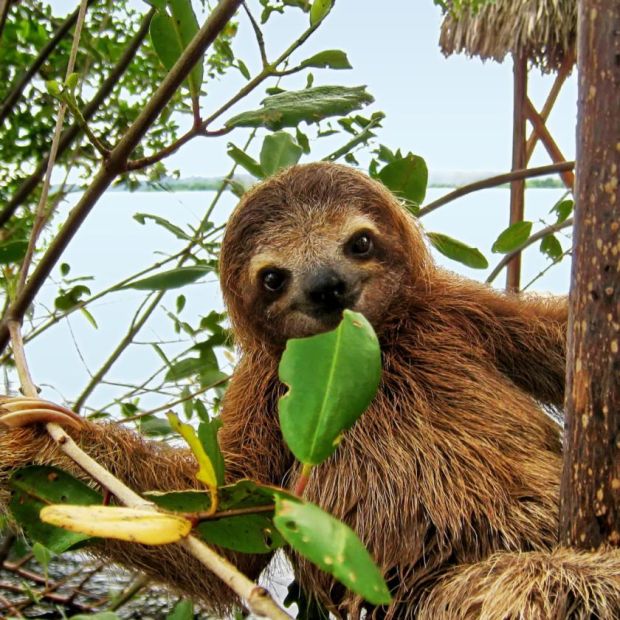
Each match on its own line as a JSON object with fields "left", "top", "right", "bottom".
{"left": 1, "top": 162, "right": 619, "bottom": 618}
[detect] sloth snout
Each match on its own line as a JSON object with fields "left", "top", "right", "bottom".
{"left": 304, "top": 268, "right": 358, "bottom": 317}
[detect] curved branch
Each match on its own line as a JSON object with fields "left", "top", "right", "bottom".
{"left": 485, "top": 217, "right": 574, "bottom": 284}
{"left": 0, "top": 0, "right": 244, "bottom": 354}
{"left": 0, "top": 0, "right": 98, "bottom": 125}
{"left": 0, "top": 8, "right": 154, "bottom": 227}
{"left": 417, "top": 161, "right": 575, "bottom": 219}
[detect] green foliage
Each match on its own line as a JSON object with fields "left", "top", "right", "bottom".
{"left": 378, "top": 152, "right": 428, "bottom": 213}
{"left": 278, "top": 311, "right": 381, "bottom": 466}
{"left": 9, "top": 466, "right": 102, "bottom": 552}
{"left": 260, "top": 131, "right": 303, "bottom": 175}
{"left": 226, "top": 85, "right": 374, "bottom": 130}
{"left": 300, "top": 49, "right": 352, "bottom": 70}
{"left": 540, "top": 234, "right": 563, "bottom": 260}
{"left": 427, "top": 232, "right": 489, "bottom": 269}
{"left": 274, "top": 497, "right": 392, "bottom": 605}
{"left": 166, "top": 600, "right": 194, "bottom": 620}
{"left": 491, "top": 221, "right": 533, "bottom": 254}
{"left": 123, "top": 265, "right": 212, "bottom": 290}
{"left": 149, "top": 0, "right": 203, "bottom": 103}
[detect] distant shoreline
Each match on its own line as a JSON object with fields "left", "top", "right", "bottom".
{"left": 111, "top": 176, "right": 564, "bottom": 193}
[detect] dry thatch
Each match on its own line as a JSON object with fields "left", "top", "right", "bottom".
{"left": 439, "top": 0, "right": 577, "bottom": 73}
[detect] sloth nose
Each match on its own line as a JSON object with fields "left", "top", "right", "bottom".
{"left": 306, "top": 269, "right": 348, "bottom": 313}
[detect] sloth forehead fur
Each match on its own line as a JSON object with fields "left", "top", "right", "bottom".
{"left": 219, "top": 162, "right": 432, "bottom": 347}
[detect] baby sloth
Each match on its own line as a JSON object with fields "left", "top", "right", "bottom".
{"left": 1, "top": 162, "right": 620, "bottom": 619}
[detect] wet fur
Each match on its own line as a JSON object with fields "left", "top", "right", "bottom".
{"left": 1, "top": 163, "right": 619, "bottom": 617}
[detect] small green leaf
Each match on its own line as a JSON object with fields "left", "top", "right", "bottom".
{"left": 197, "top": 513, "right": 284, "bottom": 554}
{"left": 300, "top": 50, "right": 351, "bottom": 70}
{"left": 550, "top": 198, "right": 574, "bottom": 223}
{"left": 134, "top": 212, "right": 190, "bottom": 240}
{"left": 274, "top": 498, "right": 391, "bottom": 605}
{"left": 60, "top": 262, "right": 71, "bottom": 276}
{"left": 150, "top": 1, "right": 203, "bottom": 100}
{"left": 378, "top": 153, "right": 428, "bottom": 211}
{"left": 198, "top": 418, "right": 226, "bottom": 487}
{"left": 166, "top": 600, "right": 193, "bottom": 620}
{"left": 296, "top": 127, "right": 311, "bottom": 154}
{"left": 64, "top": 72, "right": 79, "bottom": 92}
{"left": 0, "top": 240, "right": 28, "bottom": 264}
{"left": 55, "top": 285, "right": 91, "bottom": 311}
{"left": 309, "top": 0, "right": 333, "bottom": 25}
{"left": 69, "top": 613, "right": 120, "bottom": 620}
{"left": 278, "top": 310, "right": 381, "bottom": 466}
{"left": 237, "top": 59, "right": 251, "bottom": 80}
{"left": 32, "top": 542, "right": 54, "bottom": 573}
{"left": 226, "top": 85, "right": 374, "bottom": 131}
{"left": 45, "top": 80, "right": 61, "bottom": 97}
{"left": 226, "top": 143, "right": 265, "bottom": 178}
{"left": 9, "top": 466, "right": 102, "bottom": 553}
{"left": 260, "top": 132, "right": 303, "bottom": 177}
{"left": 491, "top": 221, "right": 533, "bottom": 254}
{"left": 427, "top": 232, "right": 489, "bottom": 269}
{"left": 165, "top": 356, "right": 206, "bottom": 381}
{"left": 80, "top": 307, "right": 98, "bottom": 329}
{"left": 124, "top": 266, "right": 211, "bottom": 291}
{"left": 540, "top": 234, "right": 563, "bottom": 260}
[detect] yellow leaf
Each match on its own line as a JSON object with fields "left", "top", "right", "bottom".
{"left": 167, "top": 413, "right": 218, "bottom": 488}
{"left": 40, "top": 505, "right": 192, "bottom": 545}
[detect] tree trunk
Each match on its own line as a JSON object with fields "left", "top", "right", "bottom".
{"left": 559, "top": 0, "right": 620, "bottom": 549}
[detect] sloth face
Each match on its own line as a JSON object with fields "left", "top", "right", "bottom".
{"left": 243, "top": 211, "right": 407, "bottom": 343}
{"left": 220, "top": 163, "right": 427, "bottom": 348}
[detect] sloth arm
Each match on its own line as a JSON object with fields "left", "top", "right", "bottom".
{"left": 0, "top": 351, "right": 288, "bottom": 610}
{"left": 435, "top": 272, "right": 568, "bottom": 408}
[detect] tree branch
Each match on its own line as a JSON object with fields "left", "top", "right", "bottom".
{"left": 485, "top": 218, "right": 574, "bottom": 284}
{"left": 0, "top": 0, "right": 98, "bottom": 125}
{"left": 0, "top": 8, "right": 154, "bottom": 227}
{"left": 0, "top": 0, "right": 244, "bottom": 354}
{"left": 417, "top": 161, "right": 575, "bottom": 219}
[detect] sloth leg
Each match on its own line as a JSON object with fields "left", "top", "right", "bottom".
{"left": 416, "top": 547, "right": 620, "bottom": 620}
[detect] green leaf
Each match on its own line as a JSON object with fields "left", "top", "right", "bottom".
{"left": 226, "top": 85, "right": 374, "bottom": 131}
{"left": 197, "top": 513, "right": 284, "bottom": 554}
{"left": 550, "top": 198, "right": 574, "bottom": 223}
{"left": 9, "top": 466, "right": 102, "bottom": 553}
{"left": 124, "top": 266, "right": 211, "bottom": 290}
{"left": 296, "top": 127, "right": 311, "bottom": 154}
{"left": 146, "top": 479, "right": 294, "bottom": 513}
{"left": 165, "top": 356, "right": 205, "bottom": 381}
{"left": 139, "top": 415, "right": 173, "bottom": 436}
{"left": 32, "top": 542, "right": 54, "bottom": 572}
{"left": 260, "top": 132, "right": 303, "bottom": 177}
{"left": 309, "top": 0, "right": 333, "bottom": 25}
{"left": 150, "top": 1, "right": 203, "bottom": 100}
{"left": 237, "top": 59, "right": 251, "bottom": 80}
{"left": 226, "top": 143, "right": 265, "bottom": 178}
{"left": 274, "top": 498, "right": 391, "bottom": 605}
{"left": 427, "top": 232, "right": 489, "bottom": 269}
{"left": 0, "top": 239, "right": 28, "bottom": 264}
{"left": 300, "top": 50, "right": 351, "bottom": 70}
{"left": 198, "top": 418, "right": 226, "bottom": 486}
{"left": 80, "top": 307, "right": 98, "bottom": 329}
{"left": 166, "top": 600, "right": 193, "bottom": 620}
{"left": 540, "top": 234, "right": 563, "bottom": 260}
{"left": 133, "top": 212, "right": 190, "bottom": 240}
{"left": 378, "top": 153, "right": 428, "bottom": 211}
{"left": 491, "top": 221, "right": 533, "bottom": 254}
{"left": 55, "top": 285, "right": 91, "bottom": 311}
{"left": 278, "top": 310, "right": 381, "bottom": 466}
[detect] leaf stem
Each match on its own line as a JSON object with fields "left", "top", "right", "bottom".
{"left": 294, "top": 463, "right": 313, "bottom": 497}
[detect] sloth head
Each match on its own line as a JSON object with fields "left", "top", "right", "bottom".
{"left": 220, "top": 162, "right": 433, "bottom": 348}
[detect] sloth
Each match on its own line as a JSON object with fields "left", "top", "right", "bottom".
{"left": 1, "top": 162, "right": 619, "bottom": 619}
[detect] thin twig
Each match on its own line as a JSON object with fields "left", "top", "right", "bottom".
{"left": 0, "top": 0, "right": 244, "bottom": 353}
{"left": 485, "top": 218, "right": 574, "bottom": 284}
{"left": 242, "top": 1, "right": 267, "bottom": 67}
{"left": 0, "top": 8, "right": 154, "bottom": 227}
{"left": 0, "top": 0, "right": 98, "bottom": 125}
{"left": 15, "top": 0, "right": 90, "bottom": 296}
{"left": 522, "top": 248, "right": 572, "bottom": 291}
{"left": 417, "top": 161, "right": 575, "bottom": 219}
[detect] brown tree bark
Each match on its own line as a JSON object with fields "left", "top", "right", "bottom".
{"left": 506, "top": 53, "right": 527, "bottom": 292}
{"left": 560, "top": 0, "right": 620, "bottom": 549}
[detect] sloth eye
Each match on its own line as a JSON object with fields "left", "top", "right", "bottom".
{"left": 261, "top": 269, "right": 286, "bottom": 293}
{"left": 348, "top": 232, "right": 374, "bottom": 258}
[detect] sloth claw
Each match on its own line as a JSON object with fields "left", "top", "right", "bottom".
{"left": 0, "top": 397, "right": 84, "bottom": 431}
